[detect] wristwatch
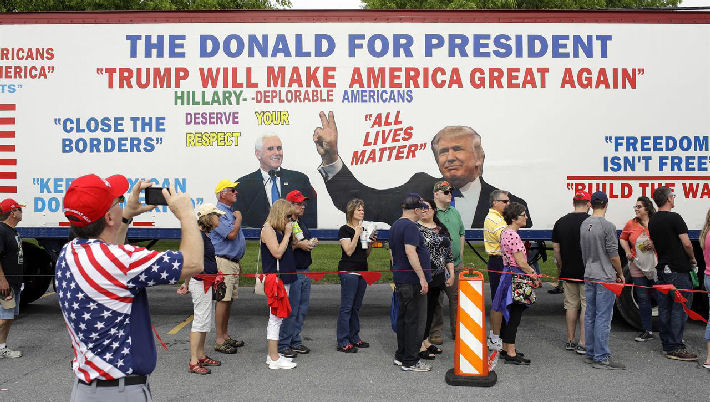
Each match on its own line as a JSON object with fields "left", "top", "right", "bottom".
{"left": 122, "top": 216, "right": 133, "bottom": 225}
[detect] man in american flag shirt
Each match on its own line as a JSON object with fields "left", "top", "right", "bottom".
{"left": 56, "top": 174, "right": 202, "bottom": 401}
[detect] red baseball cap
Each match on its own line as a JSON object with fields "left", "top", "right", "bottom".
{"left": 573, "top": 190, "right": 591, "bottom": 202}
{"left": 286, "top": 190, "right": 309, "bottom": 203}
{"left": 63, "top": 174, "right": 129, "bottom": 227}
{"left": 0, "top": 198, "right": 25, "bottom": 213}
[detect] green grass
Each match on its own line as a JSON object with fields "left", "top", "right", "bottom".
{"left": 141, "top": 240, "right": 559, "bottom": 286}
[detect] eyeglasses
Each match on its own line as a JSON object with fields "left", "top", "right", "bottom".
{"left": 496, "top": 199, "right": 510, "bottom": 204}
{"left": 442, "top": 190, "right": 451, "bottom": 195}
{"left": 633, "top": 205, "right": 644, "bottom": 210}
{"left": 518, "top": 213, "right": 527, "bottom": 218}
{"left": 12, "top": 208, "right": 22, "bottom": 213}
{"left": 110, "top": 195, "right": 125, "bottom": 209}
{"left": 292, "top": 202, "right": 306, "bottom": 207}
{"left": 228, "top": 188, "right": 237, "bottom": 193}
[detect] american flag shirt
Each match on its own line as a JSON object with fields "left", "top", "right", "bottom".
{"left": 55, "top": 238, "right": 183, "bottom": 382}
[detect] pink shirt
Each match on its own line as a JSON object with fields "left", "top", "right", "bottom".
{"left": 501, "top": 229, "right": 526, "bottom": 267}
{"left": 704, "top": 234, "right": 710, "bottom": 276}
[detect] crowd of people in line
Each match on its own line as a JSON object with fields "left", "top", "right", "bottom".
{"left": 0, "top": 169, "right": 708, "bottom": 400}
{"left": 483, "top": 186, "right": 709, "bottom": 370}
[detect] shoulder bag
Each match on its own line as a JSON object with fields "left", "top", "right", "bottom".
{"left": 502, "top": 235, "right": 537, "bottom": 306}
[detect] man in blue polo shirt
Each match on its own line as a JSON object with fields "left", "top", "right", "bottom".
{"left": 390, "top": 193, "right": 431, "bottom": 372}
{"left": 210, "top": 179, "right": 247, "bottom": 354}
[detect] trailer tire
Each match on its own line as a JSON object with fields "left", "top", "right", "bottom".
{"left": 20, "top": 241, "right": 53, "bottom": 306}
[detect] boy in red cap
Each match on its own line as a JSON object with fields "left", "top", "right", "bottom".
{"left": 56, "top": 174, "right": 203, "bottom": 400}
{"left": 0, "top": 198, "right": 26, "bottom": 359}
{"left": 278, "top": 190, "right": 318, "bottom": 356}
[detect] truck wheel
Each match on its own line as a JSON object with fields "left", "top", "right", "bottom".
{"left": 20, "top": 241, "right": 53, "bottom": 306}
{"left": 615, "top": 264, "right": 658, "bottom": 331}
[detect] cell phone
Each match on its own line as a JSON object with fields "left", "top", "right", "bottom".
{"left": 145, "top": 187, "right": 168, "bottom": 206}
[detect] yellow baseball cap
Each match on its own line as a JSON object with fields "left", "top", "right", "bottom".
{"left": 215, "top": 180, "right": 239, "bottom": 194}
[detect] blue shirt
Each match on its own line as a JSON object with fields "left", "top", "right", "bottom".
{"left": 293, "top": 218, "right": 312, "bottom": 270}
{"left": 390, "top": 217, "right": 431, "bottom": 284}
{"left": 261, "top": 230, "right": 297, "bottom": 284}
{"left": 194, "top": 231, "right": 218, "bottom": 282}
{"left": 209, "top": 202, "right": 246, "bottom": 260}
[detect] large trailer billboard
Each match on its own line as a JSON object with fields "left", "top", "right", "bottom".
{"left": 1, "top": 11, "right": 709, "bottom": 235}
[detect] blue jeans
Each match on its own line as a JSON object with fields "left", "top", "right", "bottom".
{"left": 656, "top": 270, "right": 692, "bottom": 352}
{"left": 584, "top": 280, "right": 616, "bottom": 362}
{"left": 336, "top": 273, "right": 367, "bottom": 347}
{"left": 705, "top": 274, "right": 710, "bottom": 342}
{"left": 632, "top": 276, "right": 656, "bottom": 332}
{"left": 278, "top": 269, "right": 312, "bottom": 351}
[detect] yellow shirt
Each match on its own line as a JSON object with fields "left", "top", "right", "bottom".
{"left": 484, "top": 208, "right": 506, "bottom": 256}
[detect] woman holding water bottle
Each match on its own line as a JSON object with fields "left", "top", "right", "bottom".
{"left": 620, "top": 196, "right": 657, "bottom": 343}
{"left": 336, "top": 199, "right": 374, "bottom": 353}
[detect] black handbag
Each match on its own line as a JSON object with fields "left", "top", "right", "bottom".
{"left": 212, "top": 279, "right": 226, "bottom": 301}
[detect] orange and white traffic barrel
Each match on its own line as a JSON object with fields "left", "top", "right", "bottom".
{"left": 445, "top": 270, "right": 497, "bottom": 387}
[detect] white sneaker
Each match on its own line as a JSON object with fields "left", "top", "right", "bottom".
{"left": 268, "top": 355, "right": 297, "bottom": 370}
{"left": 487, "top": 337, "right": 503, "bottom": 351}
{"left": 401, "top": 361, "right": 431, "bottom": 372}
{"left": 0, "top": 347, "right": 22, "bottom": 358}
{"left": 265, "top": 354, "right": 293, "bottom": 365}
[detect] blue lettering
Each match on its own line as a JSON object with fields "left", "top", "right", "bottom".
{"left": 199, "top": 35, "right": 220, "bottom": 58}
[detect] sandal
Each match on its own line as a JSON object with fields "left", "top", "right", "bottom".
{"left": 214, "top": 342, "right": 238, "bottom": 354}
{"left": 418, "top": 350, "right": 436, "bottom": 360}
{"left": 188, "top": 362, "right": 211, "bottom": 374}
{"left": 427, "top": 345, "right": 443, "bottom": 355}
{"left": 198, "top": 356, "right": 221, "bottom": 366}
{"left": 225, "top": 337, "right": 245, "bottom": 348}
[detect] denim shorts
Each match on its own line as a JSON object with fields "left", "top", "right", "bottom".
{"left": 0, "top": 289, "right": 20, "bottom": 319}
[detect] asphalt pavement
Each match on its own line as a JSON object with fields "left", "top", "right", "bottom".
{"left": 1, "top": 282, "right": 708, "bottom": 401}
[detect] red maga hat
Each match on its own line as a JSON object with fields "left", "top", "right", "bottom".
{"left": 63, "top": 174, "right": 129, "bottom": 227}
{"left": 286, "top": 190, "right": 309, "bottom": 203}
{"left": 573, "top": 190, "right": 591, "bottom": 202}
{"left": 0, "top": 198, "right": 25, "bottom": 213}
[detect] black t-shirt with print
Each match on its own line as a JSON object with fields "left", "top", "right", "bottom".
{"left": 0, "top": 222, "right": 23, "bottom": 290}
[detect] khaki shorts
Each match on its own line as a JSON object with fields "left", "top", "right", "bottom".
{"left": 216, "top": 257, "right": 240, "bottom": 302}
{"left": 563, "top": 281, "right": 586, "bottom": 310}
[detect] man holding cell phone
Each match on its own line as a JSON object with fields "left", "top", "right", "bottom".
{"left": 57, "top": 175, "right": 203, "bottom": 400}
{"left": 210, "top": 179, "right": 247, "bottom": 354}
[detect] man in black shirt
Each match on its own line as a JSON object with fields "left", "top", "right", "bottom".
{"left": 648, "top": 186, "right": 698, "bottom": 362}
{"left": 0, "top": 198, "right": 25, "bottom": 359}
{"left": 552, "top": 191, "right": 591, "bottom": 355}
